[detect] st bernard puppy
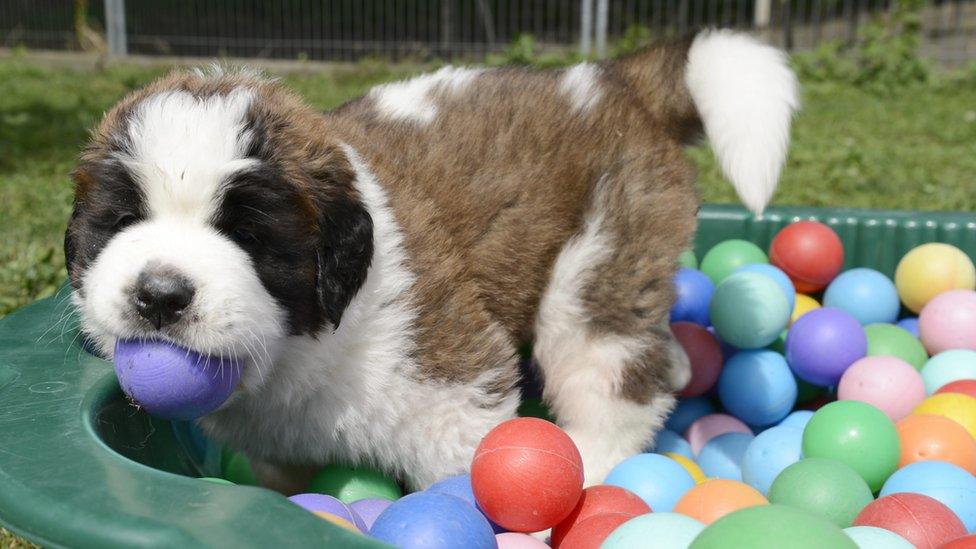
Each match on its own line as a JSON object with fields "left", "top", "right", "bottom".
{"left": 66, "top": 30, "right": 798, "bottom": 491}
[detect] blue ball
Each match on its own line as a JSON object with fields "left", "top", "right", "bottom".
{"left": 778, "top": 410, "right": 815, "bottom": 430}
{"left": 651, "top": 429, "right": 694, "bottom": 459}
{"left": 696, "top": 432, "right": 755, "bottom": 481}
{"left": 880, "top": 460, "right": 976, "bottom": 532}
{"left": 671, "top": 268, "right": 715, "bottom": 326}
{"left": 736, "top": 264, "right": 797, "bottom": 312}
{"left": 741, "top": 426, "right": 803, "bottom": 495}
{"left": 427, "top": 474, "right": 504, "bottom": 533}
{"left": 718, "top": 350, "right": 798, "bottom": 427}
{"left": 665, "top": 397, "right": 716, "bottom": 435}
{"left": 896, "top": 317, "right": 920, "bottom": 337}
{"left": 605, "top": 454, "right": 695, "bottom": 512}
{"left": 823, "top": 268, "right": 900, "bottom": 325}
{"left": 370, "top": 492, "right": 496, "bottom": 549}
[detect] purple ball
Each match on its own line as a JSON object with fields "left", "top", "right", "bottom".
{"left": 785, "top": 307, "right": 867, "bottom": 387}
{"left": 671, "top": 268, "right": 715, "bottom": 326}
{"left": 114, "top": 339, "right": 241, "bottom": 421}
{"left": 349, "top": 498, "right": 393, "bottom": 532}
{"left": 288, "top": 493, "right": 366, "bottom": 532}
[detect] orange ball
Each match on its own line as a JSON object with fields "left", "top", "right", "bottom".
{"left": 313, "top": 511, "right": 361, "bottom": 533}
{"left": 896, "top": 414, "right": 976, "bottom": 475}
{"left": 673, "top": 479, "right": 768, "bottom": 524}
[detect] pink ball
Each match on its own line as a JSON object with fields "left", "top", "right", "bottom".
{"left": 919, "top": 290, "right": 976, "bottom": 354}
{"left": 837, "top": 356, "right": 926, "bottom": 420}
{"left": 684, "top": 414, "right": 752, "bottom": 455}
{"left": 495, "top": 533, "right": 549, "bottom": 549}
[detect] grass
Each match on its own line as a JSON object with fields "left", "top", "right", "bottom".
{"left": 1, "top": 56, "right": 975, "bottom": 322}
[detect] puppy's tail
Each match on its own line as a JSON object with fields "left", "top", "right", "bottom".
{"left": 611, "top": 29, "right": 799, "bottom": 214}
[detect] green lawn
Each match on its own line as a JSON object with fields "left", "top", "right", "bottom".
{"left": 1, "top": 57, "right": 975, "bottom": 319}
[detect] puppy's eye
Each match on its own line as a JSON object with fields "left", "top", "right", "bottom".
{"left": 231, "top": 227, "right": 258, "bottom": 246}
{"left": 113, "top": 213, "right": 138, "bottom": 231}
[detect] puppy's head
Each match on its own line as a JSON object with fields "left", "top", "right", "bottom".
{"left": 66, "top": 69, "right": 372, "bottom": 390}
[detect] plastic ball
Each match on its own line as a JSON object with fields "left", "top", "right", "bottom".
{"left": 710, "top": 272, "right": 791, "bottom": 349}
{"left": 700, "top": 239, "right": 769, "bottom": 285}
{"left": 895, "top": 243, "right": 976, "bottom": 314}
{"left": 791, "top": 294, "right": 821, "bottom": 325}
{"left": 602, "top": 513, "right": 705, "bottom": 549}
{"left": 308, "top": 464, "right": 402, "bottom": 503}
{"left": 671, "top": 269, "right": 715, "bottom": 326}
{"left": 288, "top": 493, "right": 367, "bottom": 532}
{"left": 802, "top": 400, "right": 900, "bottom": 492}
{"left": 113, "top": 339, "right": 241, "bottom": 420}
{"left": 854, "top": 493, "right": 967, "bottom": 549}
{"left": 897, "top": 316, "right": 920, "bottom": 337}
{"left": 937, "top": 379, "right": 976, "bottom": 399}
{"left": 768, "top": 458, "right": 873, "bottom": 528}
{"left": 471, "top": 418, "right": 583, "bottom": 532}
{"left": 697, "top": 432, "right": 755, "bottom": 481}
{"left": 550, "top": 485, "right": 650, "bottom": 548}
{"left": 895, "top": 414, "right": 976, "bottom": 475}
{"left": 314, "top": 511, "right": 362, "bottom": 533}
{"left": 689, "top": 504, "right": 857, "bottom": 549}
{"left": 741, "top": 426, "right": 804, "bottom": 495}
{"left": 605, "top": 454, "right": 695, "bottom": 512}
{"left": 880, "top": 460, "right": 976, "bottom": 532}
{"left": 914, "top": 393, "right": 976, "bottom": 438}
{"left": 672, "top": 322, "right": 724, "bottom": 397}
{"left": 665, "top": 453, "right": 707, "bottom": 484}
{"left": 786, "top": 308, "right": 867, "bottom": 386}
{"left": 685, "top": 414, "right": 753, "bottom": 455}
{"left": 665, "top": 397, "right": 717, "bottom": 435}
{"left": 864, "top": 323, "right": 929, "bottom": 371}
{"left": 651, "top": 429, "right": 694, "bottom": 459}
{"left": 679, "top": 250, "right": 698, "bottom": 270}
{"left": 919, "top": 290, "right": 976, "bottom": 354}
{"left": 837, "top": 356, "right": 926, "bottom": 421}
{"left": 769, "top": 221, "right": 845, "bottom": 294}
{"left": 719, "top": 350, "right": 797, "bottom": 427}
{"left": 779, "top": 410, "right": 814, "bottom": 429}
{"left": 495, "top": 532, "right": 549, "bottom": 549}
{"left": 940, "top": 534, "right": 976, "bottom": 549}
{"left": 842, "top": 526, "right": 914, "bottom": 549}
{"left": 736, "top": 263, "right": 797, "bottom": 311}
{"left": 922, "top": 350, "right": 976, "bottom": 395}
{"left": 371, "top": 492, "right": 496, "bottom": 549}
{"left": 823, "top": 268, "right": 900, "bottom": 325}
{"left": 673, "top": 479, "right": 768, "bottom": 525}
{"left": 220, "top": 448, "right": 257, "bottom": 485}
{"left": 349, "top": 498, "right": 393, "bottom": 532}
{"left": 427, "top": 474, "right": 503, "bottom": 533}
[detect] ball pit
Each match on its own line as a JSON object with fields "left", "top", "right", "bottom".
{"left": 671, "top": 268, "right": 715, "bottom": 326}
{"left": 914, "top": 393, "right": 976, "bottom": 438}
{"left": 665, "top": 397, "right": 717, "bottom": 435}
{"left": 895, "top": 243, "right": 976, "bottom": 314}
{"left": 854, "top": 493, "right": 967, "bottom": 549}
{"left": 741, "top": 426, "right": 803, "bottom": 495}
{"left": 843, "top": 526, "right": 914, "bottom": 549}
{"left": 880, "top": 460, "right": 976, "bottom": 532}
{"left": 919, "top": 290, "right": 976, "bottom": 354}
{"left": 768, "top": 220, "right": 844, "bottom": 294}
{"left": 837, "top": 356, "right": 926, "bottom": 421}
{"left": 864, "top": 323, "right": 929, "bottom": 371}
{"left": 689, "top": 504, "right": 857, "bottom": 549}
{"left": 922, "top": 350, "right": 976, "bottom": 395}
{"left": 696, "top": 432, "right": 754, "bottom": 481}
{"left": 550, "top": 485, "right": 650, "bottom": 548}
{"left": 823, "top": 268, "right": 901, "bottom": 325}
{"left": 673, "top": 479, "right": 768, "bottom": 525}
{"left": 735, "top": 263, "right": 797, "bottom": 311}
{"left": 370, "top": 491, "right": 496, "bottom": 549}
{"left": 710, "top": 271, "right": 791, "bottom": 349}
{"left": 938, "top": 379, "right": 976, "bottom": 399}
{"left": 288, "top": 493, "right": 367, "bottom": 532}
{"left": 604, "top": 454, "right": 695, "bottom": 512}
{"left": 602, "top": 513, "right": 705, "bottom": 549}
{"left": 685, "top": 414, "right": 752, "bottom": 455}
{"left": 671, "top": 322, "right": 724, "bottom": 397}
{"left": 767, "top": 458, "right": 874, "bottom": 528}
{"left": 348, "top": 498, "right": 393, "bottom": 532}
{"left": 665, "top": 453, "right": 707, "bottom": 484}
{"left": 700, "top": 239, "right": 769, "bottom": 285}
{"left": 786, "top": 307, "right": 867, "bottom": 387}
{"left": 308, "top": 464, "right": 402, "bottom": 503}
{"left": 897, "top": 316, "right": 920, "bottom": 337}
{"left": 652, "top": 429, "right": 694, "bottom": 459}
{"left": 718, "top": 350, "right": 797, "bottom": 427}
{"left": 790, "top": 294, "right": 821, "bottom": 325}
{"left": 895, "top": 414, "right": 976, "bottom": 475}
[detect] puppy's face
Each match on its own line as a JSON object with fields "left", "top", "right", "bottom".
{"left": 66, "top": 71, "right": 372, "bottom": 391}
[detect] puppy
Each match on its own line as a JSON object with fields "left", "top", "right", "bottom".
{"left": 65, "top": 29, "right": 797, "bottom": 491}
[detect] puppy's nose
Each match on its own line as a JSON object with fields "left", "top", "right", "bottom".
{"left": 132, "top": 269, "right": 195, "bottom": 330}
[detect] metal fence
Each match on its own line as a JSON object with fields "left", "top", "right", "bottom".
{"left": 1, "top": 0, "right": 974, "bottom": 63}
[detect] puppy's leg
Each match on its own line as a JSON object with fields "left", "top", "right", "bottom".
{"left": 534, "top": 161, "right": 697, "bottom": 485}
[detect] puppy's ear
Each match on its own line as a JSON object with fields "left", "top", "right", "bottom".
{"left": 312, "top": 153, "right": 374, "bottom": 330}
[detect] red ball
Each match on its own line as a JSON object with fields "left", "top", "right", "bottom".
{"left": 551, "top": 485, "right": 651, "bottom": 547}
{"left": 937, "top": 380, "right": 976, "bottom": 400}
{"left": 672, "top": 322, "right": 724, "bottom": 398}
{"left": 769, "top": 221, "right": 844, "bottom": 293}
{"left": 472, "top": 418, "right": 584, "bottom": 532}
{"left": 854, "top": 493, "right": 967, "bottom": 549}
{"left": 939, "top": 534, "right": 976, "bottom": 548}
{"left": 557, "top": 513, "right": 632, "bottom": 549}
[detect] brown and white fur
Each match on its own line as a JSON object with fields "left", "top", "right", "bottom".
{"left": 65, "top": 30, "right": 798, "bottom": 493}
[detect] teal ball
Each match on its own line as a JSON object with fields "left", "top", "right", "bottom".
{"left": 710, "top": 272, "right": 791, "bottom": 349}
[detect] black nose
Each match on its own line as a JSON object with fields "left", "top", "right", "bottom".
{"left": 132, "top": 269, "right": 195, "bottom": 330}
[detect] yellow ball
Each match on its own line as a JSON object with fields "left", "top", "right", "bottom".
{"left": 895, "top": 243, "right": 976, "bottom": 313}
{"left": 313, "top": 511, "right": 361, "bottom": 533}
{"left": 913, "top": 393, "right": 976, "bottom": 438}
{"left": 791, "top": 294, "right": 821, "bottom": 325}
{"left": 666, "top": 452, "right": 708, "bottom": 484}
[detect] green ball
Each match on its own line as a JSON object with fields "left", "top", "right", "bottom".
{"left": 220, "top": 448, "right": 257, "bottom": 485}
{"left": 689, "top": 504, "right": 857, "bottom": 549}
{"left": 864, "top": 324, "right": 928, "bottom": 371}
{"left": 710, "top": 272, "right": 791, "bottom": 349}
{"left": 679, "top": 249, "right": 699, "bottom": 269}
{"left": 801, "top": 401, "right": 900, "bottom": 492}
{"left": 308, "top": 464, "right": 402, "bottom": 503}
{"left": 518, "top": 397, "right": 553, "bottom": 421}
{"left": 700, "top": 239, "right": 769, "bottom": 285}
{"left": 199, "top": 477, "right": 235, "bottom": 486}
{"left": 767, "top": 458, "right": 874, "bottom": 528}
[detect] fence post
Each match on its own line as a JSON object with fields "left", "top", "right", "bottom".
{"left": 580, "top": 0, "right": 593, "bottom": 57}
{"left": 104, "top": 0, "right": 127, "bottom": 56}
{"left": 754, "top": 0, "right": 772, "bottom": 28}
{"left": 595, "top": 0, "right": 609, "bottom": 58}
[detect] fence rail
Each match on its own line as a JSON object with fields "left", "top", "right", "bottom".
{"left": 1, "top": 0, "right": 974, "bottom": 63}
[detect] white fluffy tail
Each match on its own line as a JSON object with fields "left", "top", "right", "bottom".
{"left": 686, "top": 30, "right": 799, "bottom": 214}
